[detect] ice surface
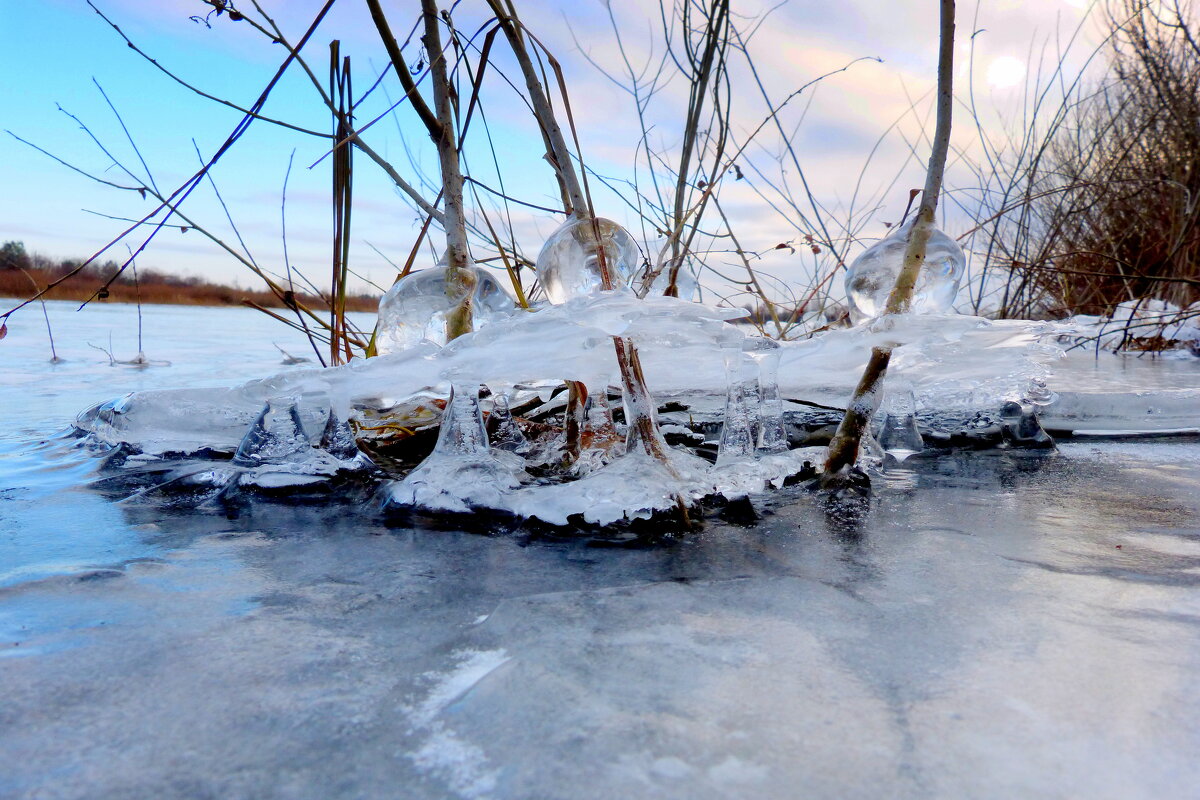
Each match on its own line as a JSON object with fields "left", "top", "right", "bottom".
{"left": 535, "top": 216, "right": 640, "bottom": 303}
{"left": 1036, "top": 351, "right": 1200, "bottom": 433}
{"left": 7, "top": 310, "right": 1200, "bottom": 797}
{"left": 845, "top": 220, "right": 965, "bottom": 322}
{"left": 5, "top": 446, "right": 1200, "bottom": 798}
{"left": 1064, "top": 299, "right": 1200, "bottom": 352}
{"left": 376, "top": 264, "right": 516, "bottom": 354}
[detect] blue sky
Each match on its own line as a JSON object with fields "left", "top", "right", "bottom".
{"left": 0, "top": 0, "right": 1104, "bottom": 298}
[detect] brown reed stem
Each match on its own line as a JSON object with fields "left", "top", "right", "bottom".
{"left": 822, "top": 0, "right": 956, "bottom": 486}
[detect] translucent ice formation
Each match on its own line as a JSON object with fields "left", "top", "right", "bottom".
{"left": 318, "top": 408, "right": 362, "bottom": 461}
{"left": 745, "top": 337, "right": 788, "bottom": 454}
{"left": 535, "top": 216, "right": 641, "bottom": 303}
{"left": 876, "top": 383, "right": 924, "bottom": 461}
{"left": 376, "top": 263, "right": 516, "bottom": 354}
{"left": 74, "top": 290, "right": 1096, "bottom": 521}
{"left": 845, "top": 220, "right": 965, "bottom": 323}
{"left": 384, "top": 384, "right": 527, "bottom": 514}
{"left": 233, "top": 397, "right": 310, "bottom": 467}
{"left": 563, "top": 388, "right": 624, "bottom": 477}
{"left": 487, "top": 391, "right": 531, "bottom": 455}
{"left": 715, "top": 344, "right": 756, "bottom": 469}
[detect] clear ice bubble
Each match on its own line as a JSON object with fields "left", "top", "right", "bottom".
{"left": 375, "top": 261, "right": 515, "bottom": 354}
{"left": 233, "top": 397, "right": 311, "bottom": 467}
{"left": 844, "top": 219, "right": 965, "bottom": 323}
{"left": 536, "top": 216, "right": 641, "bottom": 304}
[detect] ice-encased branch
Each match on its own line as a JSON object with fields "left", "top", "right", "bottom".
{"left": 822, "top": 0, "right": 956, "bottom": 485}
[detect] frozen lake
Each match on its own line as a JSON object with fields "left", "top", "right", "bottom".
{"left": 2, "top": 301, "right": 1199, "bottom": 798}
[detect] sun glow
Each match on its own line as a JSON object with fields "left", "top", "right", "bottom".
{"left": 986, "top": 56, "right": 1027, "bottom": 89}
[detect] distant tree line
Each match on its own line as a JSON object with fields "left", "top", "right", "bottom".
{"left": 0, "top": 240, "right": 380, "bottom": 312}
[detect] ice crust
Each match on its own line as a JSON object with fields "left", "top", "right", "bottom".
{"left": 73, "top": 291, "right": 1143, "bottom": 521}
{"left": 1064, "top": 299, "right": 1200, "bottom": 352}
{"left": 78, "top": 295, "right": 1064, "bottom": 451}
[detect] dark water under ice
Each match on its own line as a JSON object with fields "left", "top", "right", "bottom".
{"left": 2, "top": 302, "right": 1199, "bottom": 799}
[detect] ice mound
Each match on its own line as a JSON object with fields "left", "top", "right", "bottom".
{"left": 74, "top": 291, "right": 1080, "bottom": 523}
{"left": 1064, "top": 299, "right": 1200, "bottom": 353}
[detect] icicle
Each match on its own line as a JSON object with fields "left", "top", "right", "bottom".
{"left": 616, "top": 338, "right": 671, "bottom": 460}
{"left": 586, "top": 391, "right": 622, "bottom": 453}
{"left": 745, "top": 337, "right": 788, "bottom": 454}
{"left": 319, "top": 407, "right": 361, "bottom": 461}
{"left": 858, "top": 425, "right": 886, "bottom": 471}
{"left": 877, "top": 382, "right": 924, "bottom": 461}
{"left": 233, "top": 397, "right": 310, "bottom": 467}
{"left": 488, "top": 390, "right": 531, "bottom": 455}
{"left": 571, "top": 389, "right": 624, "bottom": 476}
{"left": 715, "top": 342, "right": 756, "bottom": 469}
{"left": 384, "top": 383, "right": 526, "bottom": 514}
{"left": 435, "top": 383, "right": 490, "bottom": 457}
{"left": 562, "top": 380, "right": 588, "bottom": 464}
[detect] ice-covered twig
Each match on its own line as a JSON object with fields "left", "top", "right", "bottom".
{"left": 822, "top": 0, "right": 956, "bottom": 488}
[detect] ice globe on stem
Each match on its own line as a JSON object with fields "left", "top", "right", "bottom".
{"left": 844, "top": 219, "right": 965, "bottom": 323}
{"left": 376, "top": 260, "right": 515, "bottom": 354}
{"left": 536, "top": 216, "right": 641, "bottom": 303}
